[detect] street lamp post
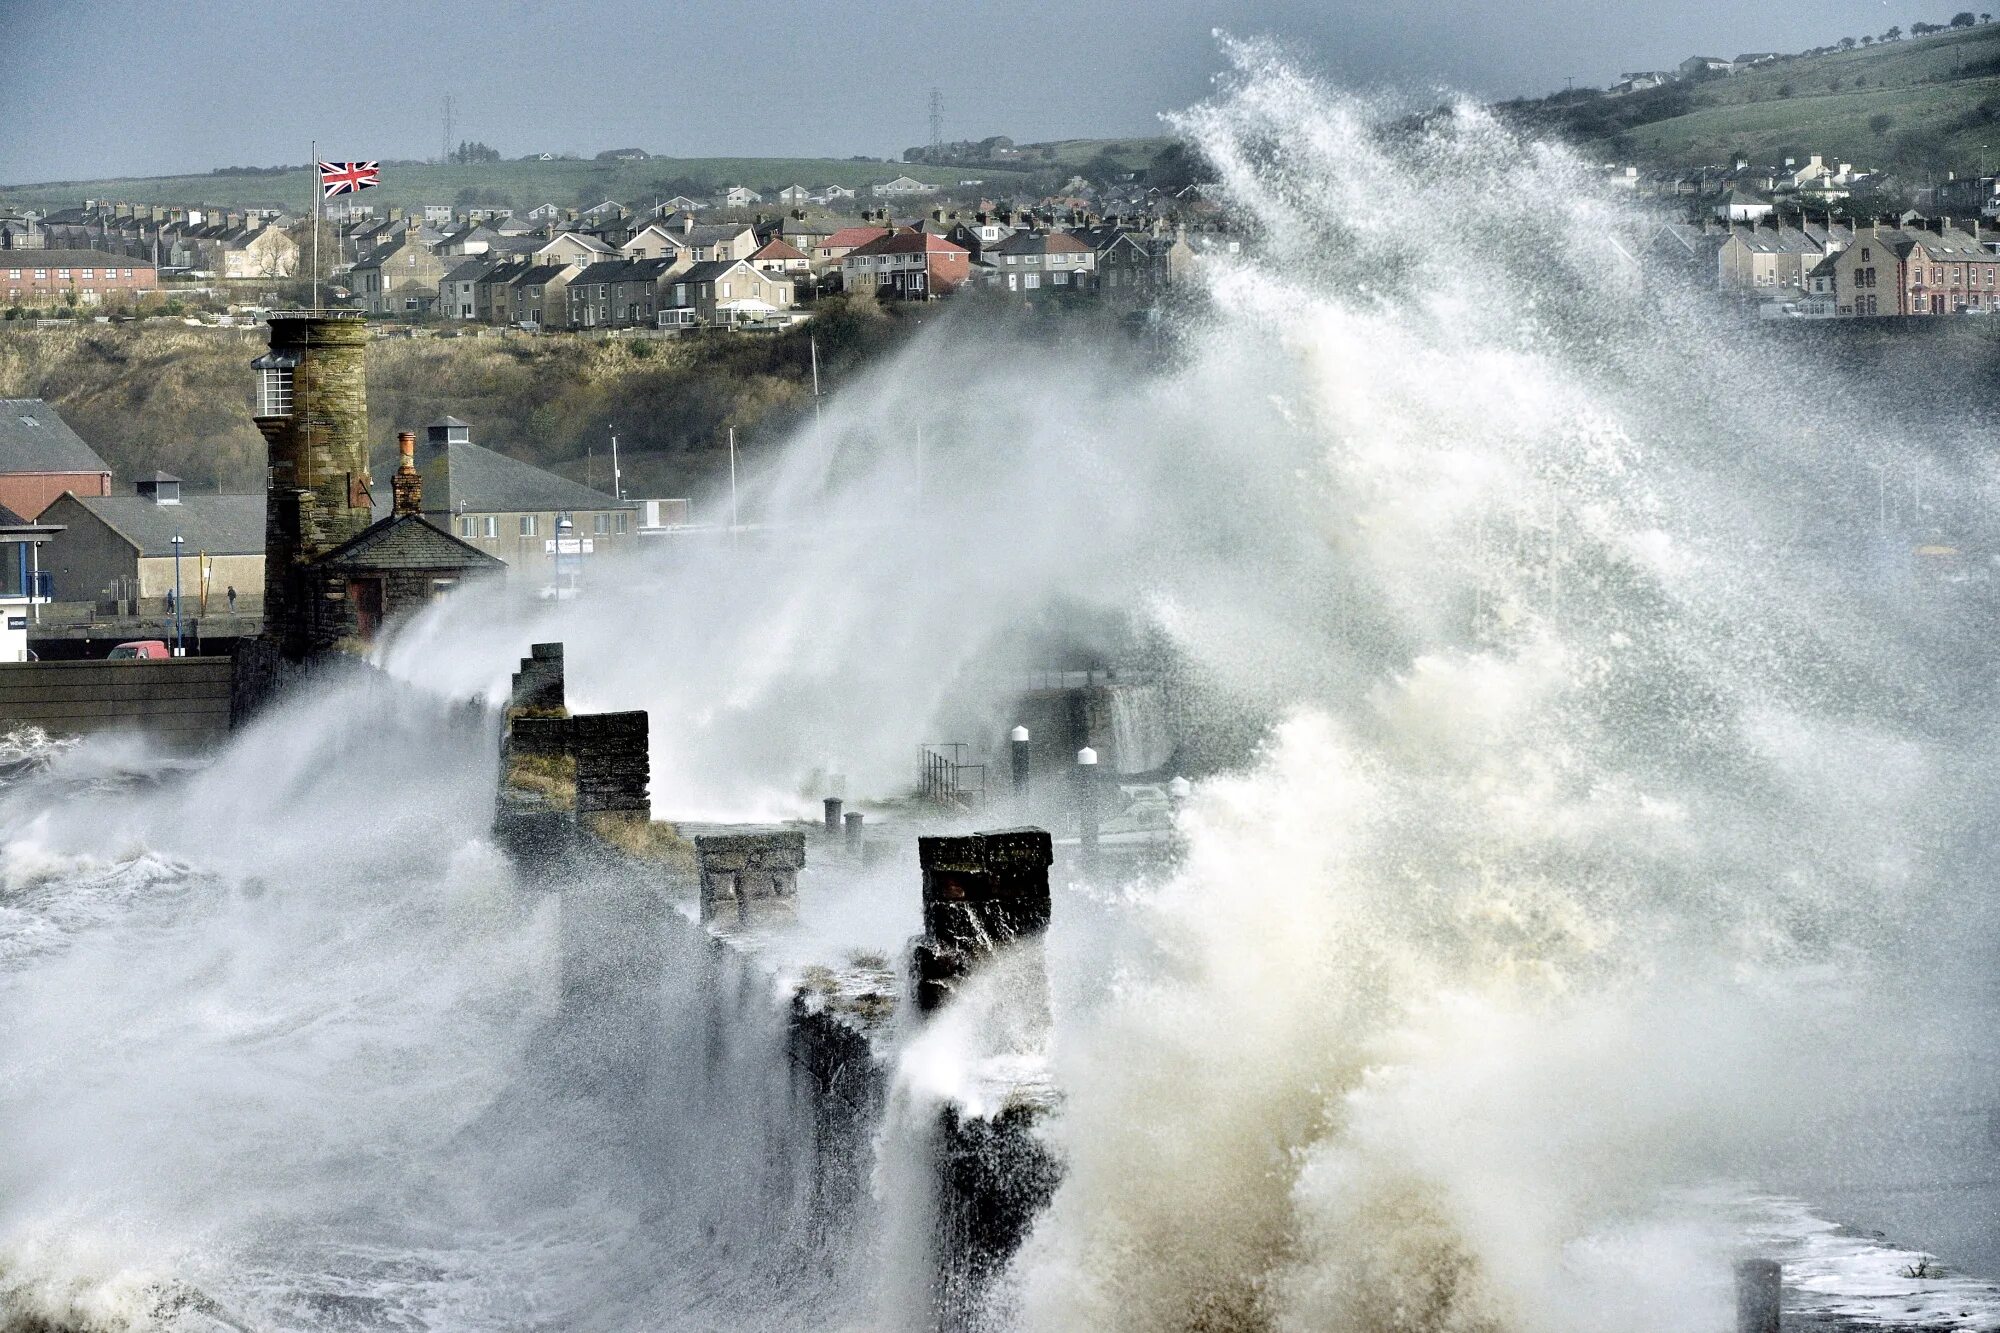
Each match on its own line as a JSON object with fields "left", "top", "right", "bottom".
{"left": 555, "top": 514, "right": 575, "bottom": 596}
{"left": 170, "top": 533, "right": 184, "bottom": 656}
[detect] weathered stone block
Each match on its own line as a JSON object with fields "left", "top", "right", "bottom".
{"left": 695, "top": 832, "right": 807, "bottom": 927}
{"left": 913, "top": 827, "right": 1052, "bottom": 1013}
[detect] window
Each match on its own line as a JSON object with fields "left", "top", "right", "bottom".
{"left": 5, "top": 269, "right": 16, "bottom": 279}
{"left": 123, "top": 268, "right": 134, "bottom": 278}
{"left": 1860, "top": 248, "right": 1871, "bottom": 262}
{"left": 616, "top": 513, "right": 628, "bottom": 534}
{"left": 519, "top": 515, "right": 537, "bottom": 536}
{"left": 257, "top": 367, "right": 294, "bottom": 416}
{"left": 1024, "top": 273, "right": 1041, "bottom": 289}
{"left": 593, "top": 513, "right": 609, "bottom": 534}
{"left": 57, "top": 269, "right": 70, "bottom": 278}
{"left": 34, "top": 269, "right": 46, "bottom": 279}
{"left": 80, "top": 268, "right": 93, "bottom": 279}
{"left": 483, "top": 516, "right": 499, "bottom": 538}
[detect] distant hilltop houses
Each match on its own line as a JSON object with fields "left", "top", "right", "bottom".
{"left": 1618, "top": 144, "right": 2000, "bottom": 320}
{"left": 1603, "top": 13, "right": 1994, "bottom": 94}
{"left": 0, "top": 154, "right": 1232, "bottom": 327}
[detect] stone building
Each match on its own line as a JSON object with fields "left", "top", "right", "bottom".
{"left": 306, "top": 431, "right": 502, "bottom": 647}
{"left": 379, "top": 417, "right": 634, "bottom": 573}
{"left": 252, "top": 312, "right": 377, "bottom": 660}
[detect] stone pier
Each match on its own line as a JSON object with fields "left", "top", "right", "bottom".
{"left": 911, "top": 828, "right": 1054, "bottom": 1014}
{"left": 510, "top": 641, "right": 566, "bottom": 713}
{"left": 695, "top": 832, "right": 806, "bottom": 929}
{"left": 488, "top": 641, "right": 1064, "bottom": 1330}
{"left": 495, "top": 641, "right": 650, "bottom": 861}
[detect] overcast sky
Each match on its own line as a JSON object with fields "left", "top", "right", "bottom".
{"left": 0, "top": 0, "right": 1974, "bottom": 183}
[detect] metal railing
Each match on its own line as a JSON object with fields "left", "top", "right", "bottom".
{"left": 919, "top": 743, "right": 986, "bottom": 809}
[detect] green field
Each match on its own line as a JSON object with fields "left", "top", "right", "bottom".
{"left": 0, "top": 153, "right": 1048, "bottom": 215}
{"left": 1551, "top": 22, "right": 2000, "bottom": 172}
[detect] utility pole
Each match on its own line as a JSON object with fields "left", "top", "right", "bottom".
{"left": 728, "top": 427, "right": 740, "bottom": 530}
{"left": 608, "top": 424, "right": 623, "bottom": 501}
{"left": 809, "top": 335, "right": 822, "bottom": 426}
{"left": 928, "top": 86, "right": 944, "bottom": 157}
{"left": 442, "top": 94, "right": 455, "bottom": 164}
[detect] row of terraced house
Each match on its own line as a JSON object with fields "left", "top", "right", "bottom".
{"left": 407, "top": 205, "right": 1219, "bottom": 331}
{"left": 1653, "top": 214, "right": 2000, "bottom": 318}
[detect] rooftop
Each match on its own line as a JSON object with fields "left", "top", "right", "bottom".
{"left": 0, "top": 399, "right": 112, "bottom": 476}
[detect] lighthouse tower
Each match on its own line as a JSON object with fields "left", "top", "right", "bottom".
{"left": 249, "top": 311, "right": 374, "bottom": 660}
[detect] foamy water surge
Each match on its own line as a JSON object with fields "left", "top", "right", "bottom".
{"left": 3, "top": 38, "right": 1997, "bottom": 1333}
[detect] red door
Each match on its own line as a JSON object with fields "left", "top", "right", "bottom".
{"left": 349, "top": 578, "right": 384, "bottom": 642}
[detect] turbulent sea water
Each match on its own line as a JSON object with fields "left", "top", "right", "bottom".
{"left": 4, "top": 41, "right": 2000, "bottom": 1333}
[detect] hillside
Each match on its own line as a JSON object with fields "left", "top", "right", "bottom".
{"left": 0, "top": 139, "right": 1179, "bottom": 214}
{"left": 0, "top": 298, "right": 918, "bottom": 502}
{"left": 0, "top": 154, "right": 1042, "bottom": 215}
{"left": 1510, "top": 22, "right": 2000, "bottom": 174}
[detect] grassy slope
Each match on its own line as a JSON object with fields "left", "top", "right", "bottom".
{"left": 0, "top": 298, "right": 913, "bottom": 499}
{"left": 1581, "top": 24, "right": 2000, "bottom": 170}
{"left": 0, "top": 155, "right": 1041, "bottom": 214}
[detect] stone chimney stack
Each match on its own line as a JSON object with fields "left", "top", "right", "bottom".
{"left": 393, "top": 430, "right": 422, "bottom": 517}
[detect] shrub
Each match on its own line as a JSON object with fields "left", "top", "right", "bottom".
{"left": 1870, "top": 113, "right": 1896, "bottom": 134}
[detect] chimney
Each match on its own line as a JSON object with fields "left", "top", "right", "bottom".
{"left": 393, "top": 431, "right": 422, "bottom": 517}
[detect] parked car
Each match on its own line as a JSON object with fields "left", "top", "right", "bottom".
{"left": 107, "top": 640, "right": 170, "bottom": 660}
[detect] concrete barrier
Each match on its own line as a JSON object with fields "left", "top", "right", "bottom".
{"left": 0, "top": 656, "right": 234, "bottom": 745}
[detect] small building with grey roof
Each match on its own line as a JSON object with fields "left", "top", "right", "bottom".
{"left": 39, "top": 472, "right": 265, "bottom": 609}
{"left": 0, "top": 399, "right": 113, "bottom": 519}
{"left": 369, "top": 417, "right": 634, "bottom": 571}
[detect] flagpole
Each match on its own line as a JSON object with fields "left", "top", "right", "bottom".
{"left": 310, "top": 141, "right": 320, "bottom": 312}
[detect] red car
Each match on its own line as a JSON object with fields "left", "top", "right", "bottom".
{"left": 107, "top": 640, "right": 171, "bottom": 660}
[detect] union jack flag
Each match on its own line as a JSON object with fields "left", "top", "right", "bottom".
{"left": 317, "top": 160, "right": 380, "bottom": 198}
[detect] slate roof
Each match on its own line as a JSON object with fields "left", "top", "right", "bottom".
{"left": 682, "top": 224, "right": 756, "bottom": 249}
{"left": 442, "top": 258, "right": 502, "bottom": 284}
{"left": 370, "top": 436, "right": 624, "bottom": 517}
{"left": 847, "top": 230, "right": 968, "bottom": 257}
{"left": 315, "top": 513, "right": 504, "bottom": 573}
{"left": 0, "top": 400, "right": 112, "bottom": 475}
{"left": 679, "top": 259, "right": 753, "bottom": 284}
{"left": 67, "top": 495, "right": 265, "bottom": 556}
{"left": 991, "top": 230, "right": 1089, "bottom": 256}
{"left": 570, "top": 260, "right": 632, "bottom": 285}
{"left": 819, "top": 225, "right": 897, "bottom": 251}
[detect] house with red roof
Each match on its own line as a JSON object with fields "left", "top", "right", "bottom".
{"left": 811, "top": 224, "right": 897, "bottom": 273}
{"left": 750, "top": 238, "right": 811, "bottom": 277}
{"left": 840, "top": 230, "right": 970, "bottom": 300}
